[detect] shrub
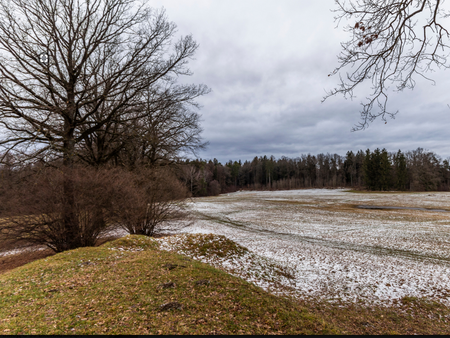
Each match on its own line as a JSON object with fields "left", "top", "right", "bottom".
{"left": 0, "top": 165, "right": 190, "bottom": 252}
{"left": 208, "top": 180, "right": 221, "bottom": 196}
{"left": 112, "top": 167, "right": 190, "bottom": 237}
{"left": 0, "top": 166, "right": 127, "bottom": 252}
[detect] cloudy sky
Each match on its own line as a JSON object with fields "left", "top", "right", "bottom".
{"left": 151, "top": 0, "right": 450, "bottom": 164}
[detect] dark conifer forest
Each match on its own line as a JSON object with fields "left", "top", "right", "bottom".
{"left": 177, "top": 148, "right": 450, "bottom": 196}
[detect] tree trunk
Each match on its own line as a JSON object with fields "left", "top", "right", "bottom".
{"left": 62, "top": 120, "right": 79, "bottom": 251}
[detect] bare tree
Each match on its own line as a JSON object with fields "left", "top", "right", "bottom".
{"left": 77, "top": 84, "right": 209, "bottom": 168}
{"left": 123, "top": 87, "right": 209, "bottom": 167}
{"left": 180, "top": 163, "right": 201, "bottom": 195}
{"left": 324, "top": 0, "right": 450, "bottom": 130}
{"left": 0, "top": 0, "right": 208, "bottom": 250}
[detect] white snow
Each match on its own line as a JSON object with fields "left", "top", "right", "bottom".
{"left": 158, "top": 189, "right": 450, "bottom": 306}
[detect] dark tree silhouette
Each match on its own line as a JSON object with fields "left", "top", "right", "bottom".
{"left": 0, "top": 0, "right": 208, "bottom": 250}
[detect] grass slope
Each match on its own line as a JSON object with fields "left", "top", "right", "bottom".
{"left": 0, "top": 235, "right": 338, "bottom": 335}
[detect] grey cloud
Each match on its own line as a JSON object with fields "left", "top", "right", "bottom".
{"left": 151, "top": 0, "right": 450, "bottom": 163}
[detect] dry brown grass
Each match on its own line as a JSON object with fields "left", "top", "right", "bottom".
{"left": 300, "top": 297, "right": 450, "bottom": 335}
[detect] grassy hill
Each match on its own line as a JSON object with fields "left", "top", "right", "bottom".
{"left": 2, "top": 234, "right": 450, "bottom": 335}
{"left": 0, "top": 235, "right": 338, "bottom": 335}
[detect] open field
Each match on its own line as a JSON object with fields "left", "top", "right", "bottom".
{"left": 159, "top": 189, "right": 450, "bottom": 307}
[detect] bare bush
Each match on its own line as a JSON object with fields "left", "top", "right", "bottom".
{"left": 208, "top": 180, "right": 221, "bottom": 196}
{"left": 113, "top": 167, "right": 190, "bottom": 237}
{"left": 0, "top": 166, "right": 127, "bottom": 252}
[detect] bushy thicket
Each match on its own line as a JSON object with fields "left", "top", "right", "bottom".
{"left": 0, "top": 165, "right": 188, "bottom": 252}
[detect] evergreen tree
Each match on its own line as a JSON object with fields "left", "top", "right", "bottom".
{"left": 355, "top": 150, "right": 365, "bottom": 187}
{"left": 371, "top": 148, "right": 381, "bottom": 190}
{"left": 379, "top": 148, "right": 392, "bottom": 191}
{"left": 226, "top": 160, "right": 241, "bottom": 187}
{"left": 306, "top": 155, "right": 317, "bottom": 187}
{"left": 363, "top": 148, "right": 385, "bottom": 191}
{"left": 344, "top": 151, "right": 355, "bottom": 186}
{"left": 394, "top": 150, "right": 408, "bottom": 191}
{"left": 363, "top": 149, "right": 374, "bottom": 190}
{"left": 441, "top": 159, "right": 450, "bottom": 190}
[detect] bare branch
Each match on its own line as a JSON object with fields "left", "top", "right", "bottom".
{"left": 324, "top": 0, "right": 450, "bottom": 130}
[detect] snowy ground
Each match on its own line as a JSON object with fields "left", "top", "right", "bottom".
{"left": 159, "top": 189, "right": 450, "bottom": 306}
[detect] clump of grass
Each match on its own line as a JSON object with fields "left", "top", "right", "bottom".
{"left": 158, "top": 233, "right": 298, "bottom": 297}
{"left": 162, "top": 233, "right": 249, "bottom": 258}
{"left": 0, "top": 235, "right": 338, "bottom": 335}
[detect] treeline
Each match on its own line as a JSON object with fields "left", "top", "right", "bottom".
{"left": 178, "top": 148, "right": 450, "bottom": 196}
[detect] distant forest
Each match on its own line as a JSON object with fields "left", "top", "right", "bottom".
{"left": 178, "top": 148, "right": 450, "bottom": 196}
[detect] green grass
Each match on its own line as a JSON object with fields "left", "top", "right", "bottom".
{"left": 0, "top": 235, "right": 338, "bottom": 335}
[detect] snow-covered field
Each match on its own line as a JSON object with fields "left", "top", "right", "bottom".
{"left": 160, "top": 189, "right": 450, "bottom": 306}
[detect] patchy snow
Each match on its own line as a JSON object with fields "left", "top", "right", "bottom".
{"left": 0, "top": 246, "right": 47, "bottom": 257}
{"left": 101, "top": 227, "right": 129, "bottom": 238}
{"left": 157, "top": 233, "right": 297, "bottom": 297}
{"left": 159, "top": 189, "right": 450, "bottom": 306}
{"left": 0, "top": 226, "right": 129, "bottom": 257}
{"left": 3, "top": 188, "right": 450, "bottom": 306}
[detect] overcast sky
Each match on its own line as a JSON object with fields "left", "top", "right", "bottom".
{"left": 151, "top": 0, "right": 450, "bottom": 164}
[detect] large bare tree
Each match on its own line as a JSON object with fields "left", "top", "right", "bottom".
{"left": 77, "top": 83, "right": 208, "bottom": 168}
{"left": 324, "top": 0, "right": 450, "bottom": 130}
{"left": 0, "top": 0, "right": 208, "bottom": 250}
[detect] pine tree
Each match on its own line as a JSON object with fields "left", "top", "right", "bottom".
{"left": 355, "top": 150, "right": 365, "bottom": 187}
{"left": 371, "top": 148, "right": 382, "bottom": 190}
{"left": 394, "top": 150, "right": 408, "bottom": 190}
{"left": 379, "top": 148, "right": 392, "bottom": 191}
{"left": 363, "top": 149, "right": 374, "bottom": 190}
{"left": 344, "top": 151, "right": 355, "bottom": 186}
{"left": 363, "top": 148, "right": 386, "bottom": 191}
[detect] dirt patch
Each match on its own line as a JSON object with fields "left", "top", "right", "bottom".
{"left": 0, "top": 248, "right": 55, "bottom": 275}
{"left": 0, "top": 238, "right": 35, "bottom": 253}
{"left": 310, "top": 202, "right": 450, "bottom": 223}
{"left": 357, "top": 205, "right": 450, "bottom": 212}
